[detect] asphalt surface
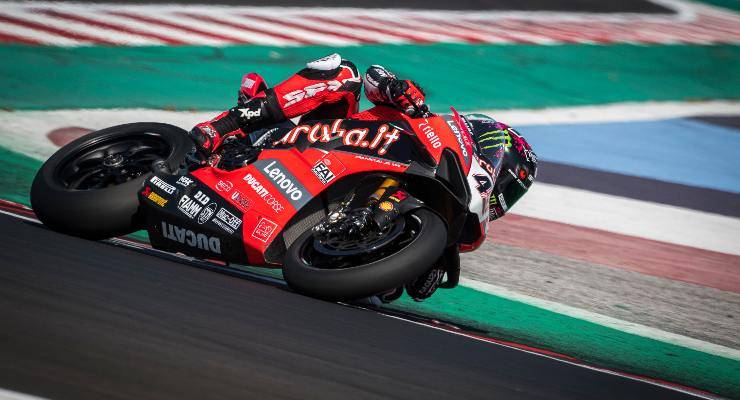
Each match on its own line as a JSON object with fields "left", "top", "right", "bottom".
{"left": 0, "top": 212, "right": 702, "bottom": 400}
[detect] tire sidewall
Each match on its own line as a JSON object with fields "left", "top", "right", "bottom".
{"left": 30, "top": 122, "right": 192, "bottom": 239}
{"left": 283, "top": 208, "right": 447, "bottom": 300}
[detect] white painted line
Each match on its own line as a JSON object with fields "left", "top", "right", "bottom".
{"left": 475, "top": 100, "right": 740, "bottom": 126}
{"left": 0, "top": 388, "right": 50, "bottom": 400}
{"left": 459, "top": 277, "right": 740, "bottom": 361}
{"left": 512, "top": 182, "right": 740, "bottom": 256}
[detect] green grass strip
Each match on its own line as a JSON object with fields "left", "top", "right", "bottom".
{"left": 1, "top": 43, "right": 738, "bottom": 111}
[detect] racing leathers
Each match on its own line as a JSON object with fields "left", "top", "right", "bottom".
{"left": 188, "top": 53, "right": 427, "bottom": 155}
{"left": 188, "top": 54, "right": 441, "bottom": 301}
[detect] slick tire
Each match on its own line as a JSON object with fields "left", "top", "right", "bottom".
{"left": 30, "top": 123, "right": 192, "bottom": 240}
{"left": 283, "top": 208, "right": 447, "bottom": 301}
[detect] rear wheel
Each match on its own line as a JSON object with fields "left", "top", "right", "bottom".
{"left": 283, "top": 208, "right": 447, "bottom": 300}
{"left": 30, "top": 122, "right": 192, "bottom": 239}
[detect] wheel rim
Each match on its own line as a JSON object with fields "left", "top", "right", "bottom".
{"left": 56, "top": 132, "right": 172, "bottom": 190}
{"left": 300, "top": 214, "right": 422, "bottom": 270}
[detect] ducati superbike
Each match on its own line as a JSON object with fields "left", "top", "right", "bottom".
{"left": 30, "top": 109, "right": 501, "bottom": 300}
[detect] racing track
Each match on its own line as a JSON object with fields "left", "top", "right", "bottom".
{"left": 0, "top": 212, "right": 704, "bottom": 400}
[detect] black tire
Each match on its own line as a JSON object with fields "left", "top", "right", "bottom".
{"left": 30, "top": 122, "right": 192, "bottom": 240}
{"left": 283, "top": 208, "right": 447, "bottom": 300}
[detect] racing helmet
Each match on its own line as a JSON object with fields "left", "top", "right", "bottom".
{"left": 463, "top": 114, "right": 538, "bottom": 221}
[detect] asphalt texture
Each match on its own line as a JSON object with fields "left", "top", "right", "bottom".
{"left": 0, "top": 212, "right": 702, "bottom": 400}
{"left": 29, "top": 0, "right": 674, "bottom": 13}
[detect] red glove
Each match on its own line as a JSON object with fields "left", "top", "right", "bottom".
{"left": 387, "top": 79, "right": 427, "bottom": 118}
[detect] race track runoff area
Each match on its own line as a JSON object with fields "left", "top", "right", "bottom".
{"left": 0, "top": 0, "right": 739, "bottom": 399}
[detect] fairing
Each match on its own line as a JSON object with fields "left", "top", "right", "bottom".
{"left": 139, "top": 111, "right": 495, "bottom": 264}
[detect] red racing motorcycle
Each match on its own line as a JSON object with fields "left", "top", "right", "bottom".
{"left": 30, "top": 109, "right": 501, "bottom": 300}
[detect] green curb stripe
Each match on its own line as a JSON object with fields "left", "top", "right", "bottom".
{"left": 0, "top": 146, "right": 40, "bottom": 206}
{"left": 1, "top": 146, "right": 738, "bottom": 397}
{"left": 695, "top": 0, "right": 740, "bottom": 11}
{"left": 1, "top": 44, "right": 738, "bottom": 111}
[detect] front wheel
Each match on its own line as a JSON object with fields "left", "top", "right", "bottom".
{"left": 30, "top": 122, "right": 193, "bottom": 239}
{"left": 283, "top": 208, "right": 447, "bottom": 300}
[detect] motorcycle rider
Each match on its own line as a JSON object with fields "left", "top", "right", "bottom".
{"left": 189, "top": 53, "right": 537, "bottom": 302}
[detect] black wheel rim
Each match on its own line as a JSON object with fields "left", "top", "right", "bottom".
{"left": 56, "top": 132, "right": 172, "bottom": 190}
{"left": 300, "top": 214, "right": 422, "bottom": 270}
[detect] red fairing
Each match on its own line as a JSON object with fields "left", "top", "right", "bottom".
{"left": 351, "top": 105, "right": 408, "bottom": 121}
{"left": 191, "top": 146, "right": 407, "bottom": 265}
{"left": 272, "top": 65, "right": 361, "bottom": 118}
{"left": 459, "top": 221, "right": 488, "bottom": 253}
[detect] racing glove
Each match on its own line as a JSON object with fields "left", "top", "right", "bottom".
{"left": 364, "top": 65, "right": 428, "bottom": 118}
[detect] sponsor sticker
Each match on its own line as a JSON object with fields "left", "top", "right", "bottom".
{"left": 311, "top": 154, "right": 345, "bottom": 185}
{"left": 251, "top": 217, "right": 278, "bottom": 243}
{"left": 388, "top": 190, "right": 408, "bottom": 202}
{"left": 312, "top": 161, "right": 335, "bottom": 184}
{"left": 417, "top": 119, "right": 442, "bottom": 149}
{"left": 216, "top": 180, "right": 234, "bottom": 192}
{"left": 230, "top": 190, "right": 252, "bottom": 212}
{"left": 141, "top": 186, "right": 168, "bottom": 207}
{"left": 274, "top": 120, "right": 401, "bottom": 156}
{"left": 193, "top": 190, "right": 210, "bottom": 205}
{"left": 176, "top": 176, "right": 194, "bottom": 187}
{"left": 498, "top": 193, "right": 508, "bottom": 211}
{"left": 161, "top": 221, "right": 221, "bottom": 254}
{"left": 178, "top": 194, "right": 203, "bottom": 219}
{"left": 150, "top": 176, "right": 176, "bottom": 194}
{"left": 254, "top": 159, "right": 310, "bottom": 210}
{"left": 147, "top": 191, "right": 168, "bottom": 207}
{"left": 378, "top": 201, "right": 394, "bottom": 212}
{"left": 243, "top": 172, "right": 284, "bottom": 213}
{"left": 216, "top": 208, "right": 242, "bottom": 230}
{"left": 282, "top": 76, "right": 361, "bottom": 108}
{"left": 198, "top": 202, "right": 217, "bottom": 225}
{"left": 239, "top": 107, "right": 261, "bottom": 120}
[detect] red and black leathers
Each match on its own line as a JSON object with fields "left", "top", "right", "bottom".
{"left": 189, "top": 53, "right": 427, "bottom": 154}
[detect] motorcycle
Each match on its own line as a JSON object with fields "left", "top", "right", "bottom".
{"left": 30, "top": 108, "right": 502, "bottom": 300}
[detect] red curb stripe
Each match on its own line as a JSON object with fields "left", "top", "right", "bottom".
{"left": 362, "top": 16, "right": 486, "bottom": 43}
{"left": 490, "top": 214, "right": 740, "bottom": 293}
{"left": 108, "top": 11, "right": 244, "bottom": 44}
{"left": 0, "top": 30, "right": 42, "bottom": 45}
{"left": 177, "top": 12, "right": 310, "bottom": 45}
{"left": 240, "top": 13, "right": 378, "bottom": 44}
{"left": 306, "top": 15, "right": 433, "bottom": 43}
{"left": 0, "top": 12, "right": 114, "bottom": 44}
{"left": 36, "top": 9, "right": 186, "bottom": 45}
